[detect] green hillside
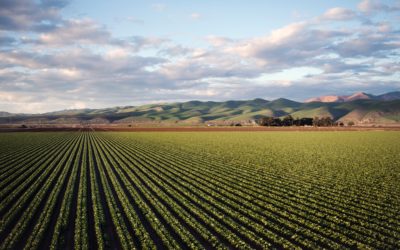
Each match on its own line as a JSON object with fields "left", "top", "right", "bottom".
{"left": 1, "top": 98, "right": 400, "bottom": 125}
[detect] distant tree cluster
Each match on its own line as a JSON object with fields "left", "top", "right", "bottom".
{"left": 312, "top": 116, "right": 334, "bottom": 126}
{"left": 256, "top": 115, "right": 343, "bottom": 127}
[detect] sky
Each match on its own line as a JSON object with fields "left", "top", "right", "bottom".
{"left": 0, "top": 0, "right": 399, "bottom": 113}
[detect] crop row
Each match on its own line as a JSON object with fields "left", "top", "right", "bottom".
{"left": 0, "top": 131, "right": 399, "bottom": 249}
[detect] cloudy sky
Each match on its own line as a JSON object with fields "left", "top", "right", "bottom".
{"left": 0, "top": 0, "right": 399, "bottom": 113}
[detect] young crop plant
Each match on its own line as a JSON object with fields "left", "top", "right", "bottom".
{"left": 0, "top": 131, "right": 399, "bottom": 249}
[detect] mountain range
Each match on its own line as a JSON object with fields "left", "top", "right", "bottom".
{"left": 305, "top": 91, "right": 400, "bottom": 103}
{"left": 1, "top": 91, "right": 400, "bottom": 125}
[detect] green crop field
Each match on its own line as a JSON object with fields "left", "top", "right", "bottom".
{"left": 1, "top": 131, "right": 399, "bottom": 249}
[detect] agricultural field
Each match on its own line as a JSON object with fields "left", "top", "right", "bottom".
{"left": 1, "top": 131, "right": 400, "bottom": 249}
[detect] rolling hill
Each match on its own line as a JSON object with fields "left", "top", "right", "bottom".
{"left": 305, "top": 91, "right": 400, "bottom": 103}
{"left": 1, "top": 91, "right": 400, "bottom": 126}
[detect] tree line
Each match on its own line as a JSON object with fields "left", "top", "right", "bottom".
{"left": 256, "top": 115, "right": 344, "bottom": 127}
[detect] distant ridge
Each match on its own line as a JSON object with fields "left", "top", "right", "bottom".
{"left": 0, "top": 91, "right": 399, "bottom": 125}
{"left": 0, "top": 111, "right": 13, "bottom": 117}
{"left": 305, "top": 91, "right": 400, "bottom": 103}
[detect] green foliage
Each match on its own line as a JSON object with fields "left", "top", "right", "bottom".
{"left": 0, "top": 131, "right": 399, "bottom": 249}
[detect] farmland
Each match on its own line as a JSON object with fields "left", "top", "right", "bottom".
{"left": 1, "top": 131, "right": 400, "bottom": 249}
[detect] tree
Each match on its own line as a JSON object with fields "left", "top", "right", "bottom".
{"left": 257, "top": 116, "right": 313, "bottom": 127}
{"left": 282, "top": 115, "right": 294, "bottom": 126}
{"left": 300, "top": 118, "right": 313, "bottom": 126}
{"left": 256, "top": 117, "right": 270, "bottom": 126}
{"left": 313, "top": 117, "right": 320, "bottom": 127}
{"left": 272, "top": 118, "right": 282, "bottom": 126}
{"left": 313, "top": 116, "right": 334, "bottom": 126}
{"left": 348, "top": 121, "right": 355, "bottom": 126}
{"left": 321, "top": 117, "right": 333, "bottom": 126}
{"left": 257, "top": 116, "right": 276, "bottom": 126}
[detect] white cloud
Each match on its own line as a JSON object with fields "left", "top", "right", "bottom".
{"left": 0, "top": 0, "right": 399, "bottom": 112}
{"left": 37, "top": 19, "right": 112, "bottom": 45}
{"left": 206, "top": 36, "right": 234, "bottom": 47}
{"left": 70, "top": 101, "right": 86, "bottom": 109}
{"left": 226, "top": 22, "right": 312, "bottom": 60}
{"left": 357, "top": 0, "right": 400, "bottom": 14}
{"left": 190, "top": 13, "right": 201, "bottom": 20}
{"left": 225, "top": 21, "right": 348, "bottom": 70}
{"left": 0, "top": 0, "right": 65, "bottom": 31}
{"left": 377, "top": 22, "right": 391, "bottom": 33}
{"left": 151, "top": 3, "right": 166, "bottom": 12}
{"left": 0, "top": 92, "right": 16, "bottom": 102}
{"left": 105, "top": 48, "right": 129, "bottom": 59}
{"left": 321, "top": 7, "right": 356, "bottom": 21}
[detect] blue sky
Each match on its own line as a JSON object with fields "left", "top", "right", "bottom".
{"left": 0, "top": 0, "right": 399, "bottom": 113}
{"left": 63, "top": 1, "right": 351, "bottom": 40}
